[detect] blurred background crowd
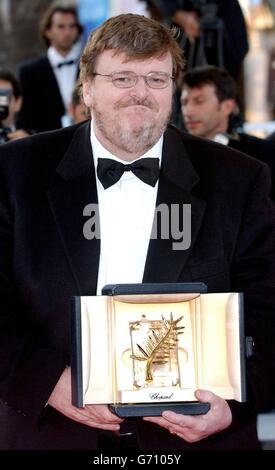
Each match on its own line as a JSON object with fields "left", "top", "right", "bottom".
{"left": 0, "top": 0, "right": 275, "bottom": 138}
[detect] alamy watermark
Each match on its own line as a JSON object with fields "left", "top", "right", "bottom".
{"left": 83, "top": 203, "right": 191, "bottom": 251}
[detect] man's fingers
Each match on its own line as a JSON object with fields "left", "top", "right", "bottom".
{"left": 80, "top": 421, "right": 120, "bottom": 431}
{"left": 143, "top": 414, "right": 193, "bottom": 432}
{"left": 161, "top": 410, "right": 196, "bottom": 427}
{"left": 195, "top": 389, "right": 216, "bottom": 404}
{"left": 84, "top": 404, "right": 123, "bottom": 423}
{"left": 65, "top": 406, "right": 121, "bottom": 431}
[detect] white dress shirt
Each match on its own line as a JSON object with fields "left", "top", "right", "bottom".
{"left": 213, "top": 133, "right": 230, "bottom": 145}
{"left": 90, "top": 125, "right": 163, "bottom": 295}
{"left": 47, "top": 45, "right": 79, "bottom": 127}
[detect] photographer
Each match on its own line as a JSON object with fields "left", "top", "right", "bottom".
{"left": 0, "top": 70, "right": 31, "bottom": 144}
{"left": 144, "top": 1, "right": 249, "bottom": 80}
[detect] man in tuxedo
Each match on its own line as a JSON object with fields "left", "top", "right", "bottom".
{"left": 17, "top": 3, "right": 82, "bottom": 133}
{"left": 181, "top": 65, "right": 275, "bottom": 201}
{"left": 0, "top": 13, "right": 275, "bottom": 451}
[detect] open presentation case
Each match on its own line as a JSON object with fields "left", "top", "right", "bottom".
{"left": 71, "top": 283, "right": 247, "bottom": 417}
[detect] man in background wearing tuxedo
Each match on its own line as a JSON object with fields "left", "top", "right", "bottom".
{"left": 0, "top": 13, "right": 275, "bottom": 452}
{"left": 18, "top": 3, "right": 82, "bottom": 133}
{"left": 181, "top": 65, "right": 275, "bottom": 201}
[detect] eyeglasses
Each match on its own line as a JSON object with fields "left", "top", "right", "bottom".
{"left": 91, "top": 71, "right": 174, "bottom": 89}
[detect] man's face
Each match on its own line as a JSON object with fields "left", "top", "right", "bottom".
{"left": 45, "top": 12, "right": 79, "bottom": 54}
{"left": 82, "top": 50, "right": 174, "bottom": 161}
{"left": 0, "top": 80, "right": 21, "bottom": 127}
{"left": 69, "top": 101, "right": 88, "bottom": 124}
{"left": 181, "top": 84, "right": 232, "bottom": 139}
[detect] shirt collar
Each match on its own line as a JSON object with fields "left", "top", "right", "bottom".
{"left": 213, "top": 133, "right": 230, "bottom": 146}
{"left": 47, "top": 46, "right": 78, "bottom": 68}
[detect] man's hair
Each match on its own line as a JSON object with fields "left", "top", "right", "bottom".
{"left": 80, "top": 14, "right": 185, "bottom": 83}
{"left": 182, "top": 66, "right": 237, "bottom": 102}
{"left": 72, "top": 85, "right": 83, "bottom": 107}
{"left": 40, "top": 2, "right": 83, "bottom": 46}
{"left": 0, "top": 69, "right": 21, "bottom": 99}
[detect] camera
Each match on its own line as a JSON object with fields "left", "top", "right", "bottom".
{"left": 0, "top": 88, "right": 12, "bottom": 144}
{"left": 191, "top": 0, "right": 219, "bottom": 17}
{"left": 192, "top": 0, "right": 224, "bottom": 67}
{"left": 192, "top": 1, "right": 221, "bottom": 38}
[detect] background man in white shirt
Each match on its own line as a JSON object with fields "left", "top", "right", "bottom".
{"left": 18, "top": 2, "right": 83, "bottom": 132}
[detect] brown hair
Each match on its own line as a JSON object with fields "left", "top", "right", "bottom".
{"left": 80, "top": 14, "right": 185, "bottom": 83}
{"left": 182, "top": 66, "right": 237, "bottom": 102}
{"left": 40, "top": 2, "right": 83, "bottom": 47}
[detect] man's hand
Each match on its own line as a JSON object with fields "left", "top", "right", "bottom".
{"left": 48, "top": 367, "right": 123, "bottom": 431}
{"left": 172, "top": 10, "right": 200, "bottom": 41}
{"left": 143, "top": 390, "right": 232, "bottom": 442}
{"left": 7, "top": 129, "right": 30, "bottom": 141}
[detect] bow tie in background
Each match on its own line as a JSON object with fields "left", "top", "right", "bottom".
{"left": 97, "top": 157, "right": 160, "bottom": 189}
{"left": 56, "top": 59, "right": 76, "bottom": 69}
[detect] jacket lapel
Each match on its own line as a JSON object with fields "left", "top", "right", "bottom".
{"left": 42, "top": 57, "right": 65, "bottom": 113}
{"left": 143, "top": 127, "right": 206, "bottom": 283}
{"left": 47, "top": 122, "right": 100, "bottom": 295}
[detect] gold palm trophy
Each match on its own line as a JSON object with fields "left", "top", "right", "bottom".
{"left": 130, "top": 313, "right": 184, "bottom": 389}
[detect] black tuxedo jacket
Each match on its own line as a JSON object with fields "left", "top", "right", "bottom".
{"left": 228, "top": 133, "right": 275, "bottom": 202}
{"left": 0, "top": 123, "right": 274, "bottom": 450}
{"left": 17, "top": 55, "right": 77, "bottom": 133}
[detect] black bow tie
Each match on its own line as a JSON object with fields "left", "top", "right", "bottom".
{"left": 56, "top": 59, "right": 76, "bottom": 68}
{"left": 97, "top": 157, "right": 160, "bottom": 189}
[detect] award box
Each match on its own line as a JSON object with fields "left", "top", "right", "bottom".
{"left": 71, "top": 283, "right": 248, "bottom": 417}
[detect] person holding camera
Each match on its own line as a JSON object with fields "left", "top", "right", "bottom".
{"left": 144, "top": 1, "right": 249, "bottom": 80}
{"left": 0, "top": 69, "right": 31, "bottom": 144}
